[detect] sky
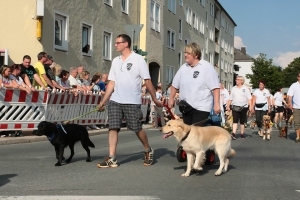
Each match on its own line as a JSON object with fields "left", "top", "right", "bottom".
{"left": 219, "top": 0, "right": 300, "bottom": 68}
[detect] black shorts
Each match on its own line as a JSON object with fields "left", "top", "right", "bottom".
{"left": 275, "top": 106, "right": 284, "bottom": 113}
{"left": 107, "top": 100, "right": 143, "bottom": 133}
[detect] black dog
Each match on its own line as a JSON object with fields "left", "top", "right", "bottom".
{"left": 35, "top": 121, "right": 95, "bottom": 166}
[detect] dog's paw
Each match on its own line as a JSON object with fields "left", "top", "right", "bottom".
{"left": 86, "top": 158, "right": 92, "bottom": 162}
{"left": 55, "top": 162, "right": 62, "bottom": 166}
{"left": 215, "top": 170, "right": 222, "bottom": 176}
{"left": 181, "top": 173, "right": 190, "bottom": 177}
{"left": 192, "top": 166, "right": 203, "bottom": 171}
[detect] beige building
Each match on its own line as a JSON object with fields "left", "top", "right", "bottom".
{"left": 0, "top": 0, "right": 235, "bottom": 90}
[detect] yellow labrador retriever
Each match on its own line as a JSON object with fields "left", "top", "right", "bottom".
{"left": 162, "top": 120, "right": 236, "bottom": 177}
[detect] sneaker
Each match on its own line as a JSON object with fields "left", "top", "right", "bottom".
{"left": 231, "top": 133, "right": 236, "bottom": 140}
{"left": 241, "top": 134, "right": 245, "bottom": 139}
{"left": 143, "top": 147, "right": 154, "bottom": 166}
{"left": 91, "top": 125, "right": 100, "bottom": 130}
{"left": 97, "top": 157, "right": 118, "bottom": 168}
{"left": 86, "top": 126, "right": 91, "bottom": 130}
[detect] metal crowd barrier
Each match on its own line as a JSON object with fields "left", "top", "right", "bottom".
{"left": 0, "top": 88, "right": 150, "bottom": 131}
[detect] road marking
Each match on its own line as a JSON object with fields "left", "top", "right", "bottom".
{"left": 296, "top": 190, "right": 300, "bottom": 192}
{"left": 0, "top": 196, "right": 160, "bottom": 200}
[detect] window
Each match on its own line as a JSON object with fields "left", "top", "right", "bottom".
{"left": 155, "top": 4, "right": 160, "bottom": 31}
{"left": 168, "top": 0, "right": 176, "bottom": 14}
{"left": 121, "top": 0, "right": 128, "bottom": 14}
{"left": 199, "top": 18, "right": 205, "bottom": 34}
{"left": 178, "top": 52, "right": 182, "bottom": 67}
{"left": 210, "top": 3, "right": 214, "bottom": 17}
{"left": 200, "top": 0, "right": 205, "bottom": 7}
{"left": 150, "top": 1, "right": 160, "bottom": 32}
{"left": 104, "top": 0, "right": 112, "bottom": 6}
{"left": 179, "top": 18, "right": 182, "bottom": 40}
{"left": 179, "top": 0, "right": 183, "bottom": 6}
{"left": 221, "top": 59, "right": 224, "bottom": 70}
{"left": 209, "top": 27, "right": 214, "bottom": 41}
{"left": 205, "top": 37, "right": 208, "bottom": 54}
{"left": 185, "top": 6, "right": 192, "bottom": 25}
{"left": 103, "top": 31, "right": 111, "bottom": 60}
{"left": 54, "top": 12, "right": 68, "bottom": 51}
{"left": 167, "top": 28, "right": 175, "bottom": 50}
{"left": 206, "top": 12, "right": 208, "bottom": 27}
{"left": 82, "top": 23, "right": 93, "bottom": 56}
{"left": 166, "top": 66, "right": 175, "bottom": 84}
{"left": 185, "top": 38, "right": 189, "bottom": 46}
{"left": 150, "top": 1, "right": 155, "bottom": 29}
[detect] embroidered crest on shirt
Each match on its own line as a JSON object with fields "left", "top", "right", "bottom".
{"left": 242, "top": 89, "right": 245, "bottom": 93}
{"left": 193, "top": 71, "right": 199, "bottom": 78}
{"left": 126, "top": 63, "right": 132, "bottom": 71}
{"left": 263, "top": 93, "right": 266, "bottom": 96}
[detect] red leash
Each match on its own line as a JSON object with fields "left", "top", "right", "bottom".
{"left": 164, "top": 104, "right": 176, "bottom": 120}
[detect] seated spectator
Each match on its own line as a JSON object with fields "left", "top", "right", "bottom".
{"left": 10, "top": 64, "right": 31, "bottom": 94}
{"left": 68, "top": 67, "right": 87, "bottom": 94}
{"left": 0, "top": 65, "right": 16, "bottom": 89}
{"left": 91, "top": 74, "right": 101, "bottom": 93}
{"left": 79, "top": 71, "right": 94, "bottom": 91}
{"left": 52, "top": 63, "right": 62, "bottom": 82}
{"left": 19, "top": 55, "right": 46, "bottom": 91}
{"left": 57, "top": 70, "right": 71, "bottom": 89}
{"left": 82, "top": 44, "right": 90, "bottom": 53}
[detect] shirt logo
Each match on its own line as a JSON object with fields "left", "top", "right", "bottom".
{"left": 263, "top": 93, "right": 266, "bottom": 96}
{"left": 193, "top": 71, "right": 199, "bottom": 78}
{"left": 126, "top": 63, "right": 132, "bottom": 71}
{"left": 243, "top": 89, "right": 245, "bottom": 93}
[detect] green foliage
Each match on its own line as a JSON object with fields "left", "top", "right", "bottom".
{"left": 282, "top": 57, "right": 300, "bottom": 87}
{"left": 246, "top": 53, "right": 284, "bottom": 94}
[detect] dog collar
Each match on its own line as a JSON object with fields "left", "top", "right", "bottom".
{"left": 47, "top": 124, "right": 67, "bottom": 142}
{"left": 180, "top": 130, "right": 190, "bottom": 143}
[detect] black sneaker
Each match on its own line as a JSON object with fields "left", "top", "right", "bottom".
{"left": 231, "top": 133, "right": 236, "bottom": 140}
{"left": 143, "top": 147, "right": 154, "bottom": 166}
{"left": 241, "top": 134, "right": 245, "bottom": 139}
{"left": 97, "top": 157, "right": 118, "bottom": 168}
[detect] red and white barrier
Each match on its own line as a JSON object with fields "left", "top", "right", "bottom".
{"left": 0, "top": 88, "right": 151, "bottom": 131}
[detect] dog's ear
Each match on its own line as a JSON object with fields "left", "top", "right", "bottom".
{"left": 178, "top": 121, "right": 191, "bottom": 133}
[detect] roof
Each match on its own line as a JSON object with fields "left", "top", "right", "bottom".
{"left": 234, "top": 48, "right": 253, "bottom": 62}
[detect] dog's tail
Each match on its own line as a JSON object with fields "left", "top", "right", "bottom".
{"left": 88, "top": 139, "right": 95, "bottom": 148}
{"left": 229, "top": 149, "right": 236, "bottom": 157}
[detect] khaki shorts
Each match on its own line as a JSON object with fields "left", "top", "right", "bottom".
{"left": 293, "top": 109, "right": 300, "bottom": 130}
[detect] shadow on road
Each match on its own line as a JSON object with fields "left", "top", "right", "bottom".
{"left": 0, "top": 174, "right": 17, "bottom": 187}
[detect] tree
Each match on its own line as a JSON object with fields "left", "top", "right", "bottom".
{"left": 246, "top": 53, "right": 284, "bottom": 94}
{"left": 282, "top": 57, "right": 300, "bottom": 87}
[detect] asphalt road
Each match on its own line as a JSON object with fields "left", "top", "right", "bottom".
{"left": 0, "top": 122, "right": 300, "bottom": 200}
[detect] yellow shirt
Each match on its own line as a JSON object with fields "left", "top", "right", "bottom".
{"left": 33, "top": 61, "right": 47, "bottom": 89}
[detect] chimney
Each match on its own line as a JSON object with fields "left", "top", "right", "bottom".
{"left": 241, "top": 47, "right": 246, "bottom": 54}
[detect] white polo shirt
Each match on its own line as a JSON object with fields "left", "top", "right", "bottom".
{"left": 273, "top": 92, "right": 283, "bottom": 106}
{"left": 172, "top": 59, "right": 219, "bottom": 112}
{"left": 229, "top": 85, "right": 252, "bottom": 107}
{"left": 287, "top": 81, "right": 300, "bottom": 109}
{"left": 109, "top": 52, "right": 150, "bottom": 104}
{"left": 68, "top": 75, "right": 82, "bottom": 87}
{"left": 220, "top": 88, "right": 229, "bottom": 105}
{"left": 253, "top": 88, "right": 270, "bottom": 110}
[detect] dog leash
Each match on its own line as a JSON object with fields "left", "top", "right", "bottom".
{"left": 62, "top": 107, "right": 105, "bottom": 124}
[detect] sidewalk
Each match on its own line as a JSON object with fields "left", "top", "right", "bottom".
{"left": 0, "top": 124, "right": 153, "bottom": 146}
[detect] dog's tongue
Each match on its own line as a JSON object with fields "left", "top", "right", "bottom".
{"left": 163, "top": 134, "right": 168, "bottom": 139}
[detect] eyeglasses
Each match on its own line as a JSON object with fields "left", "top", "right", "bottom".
{"left": 115, "top": 42, "right": 125, "bottom": 45}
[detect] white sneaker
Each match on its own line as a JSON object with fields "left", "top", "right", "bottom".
{"left": 86, "top": 126, "right": 91, "bottom": 130}
{"left": 91, "top": 125, "right": 100, "bottom": 130}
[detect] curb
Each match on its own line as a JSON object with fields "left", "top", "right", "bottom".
{"left": 0, "top": 124, "right": 154, "bottom": 146}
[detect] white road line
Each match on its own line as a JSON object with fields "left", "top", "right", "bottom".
{"left": 296, "top": 190, "right": 300, "bottom": 192}
{"left": 0, "top": 196, "right": 160, "bottom": 200}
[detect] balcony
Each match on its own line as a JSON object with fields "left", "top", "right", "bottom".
{"left": 215, "top": 18, "right": 219, "bottom": 30}
{"left": 215, "top": 43, "right": 220, "bottom": 54}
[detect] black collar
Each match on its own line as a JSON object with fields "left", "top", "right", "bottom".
{"left": 180, "top": 130, "right": 190, "bottom": 143}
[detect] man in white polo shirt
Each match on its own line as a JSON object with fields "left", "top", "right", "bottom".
{"left": 97, "top": 34, "right": 163, "bottom": 168}
{"left": 168, "top": 42, "right": 220, "bottom": 126}
{"left": 287, "top": 72, "right": 300, "bottom": 143}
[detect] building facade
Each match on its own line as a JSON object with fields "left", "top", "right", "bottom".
{"left": 0, "top": 0, "right": 236, "bottom": 90}
{"left": 234, "top": 47, "right": 254, "bottom": 92}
